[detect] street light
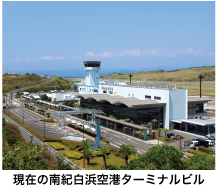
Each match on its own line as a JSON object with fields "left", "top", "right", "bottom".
{"left": 158, "top": 123, "right": 163, "bottom": 146}
{"left": 83, "top": 124, "right": 85, "bottom": 168}
{"left": 44, "top": 109, "right": 46, "bottom": 140}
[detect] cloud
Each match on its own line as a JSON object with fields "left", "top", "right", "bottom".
{"left": 85, "top": 51, "right": 113, "bottom": 58}
{"left": 40, "top": 55, "right": 65, "bottom": 60}
{"left": 15, "top": 57, "right": 21, "bottom": 61}
{"left": 120, "top": 49, "right": 141, "bottom": 56}
{"left": 86, "top": 48, "right": 213, "bottom": 58}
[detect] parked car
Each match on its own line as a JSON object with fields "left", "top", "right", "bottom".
{"left": 190, "top": 141, "right": 200, "bottom": 149}
{"left": 171, "top": 134, "right": 184, "bottom": 140}
{"left": 167, "top": 133, "right": 176, "bottom": 138}
{"left": 205, "top": 133, "right": 215, "bottom": 138}
{"left": 207, "top": 137, "right": 215, "bottom": 144}
{"left": 206, "top": 139, "right": 214, "bottom": 146}
{"left": 175, "top": 135, "right": 184, "bottom": 139}
{"left": 199, "top": 140, "right": 209, "bottom": 147}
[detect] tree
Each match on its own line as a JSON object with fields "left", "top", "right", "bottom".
{"left": 99, "top": 146, "right": 110, "bottom": 169}
{"left": 151, "top": 119, "right": 158, "bottom": 130}
{"left": 25, "top": 73, "right": 29, "bottom": 75}
{"left": 146, "top": 122, "right": 153, "bottom": 128}
{"left": 118, "top": 144, "right": 137, "bottom": 166}
{"left": 122, "top": 145, "right": 185, "bottom": 170}
{"left": 46, "top": 113, "right": 50, "bottom": 118}
{"left": 163, "top": 128, "right": 169, "bottom": 141}
{"left": 80, "top": 140, "right": 92, "bottom": 148}
{"left": 84, "top": 148, "right": 94, "bottom": 165}
{"left": 155, "top": 128, "right": 163, "bottom": 137}
{"left": 41, "top": 94, "right": 49, "bottom": 101}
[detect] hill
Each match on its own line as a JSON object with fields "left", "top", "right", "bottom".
{"left": 3, "top": 73, "right": 47, "bottom": 93}
{"left": 100, "top": 66, "right": 215, "bottom": 82}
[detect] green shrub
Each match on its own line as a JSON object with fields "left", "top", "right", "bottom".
{"left": 108, "top": 146, "right": 119, "bottom": 152}
{"left": 77, "top": 147, "right": 84, "bottom": 151}
{"left": 114, "top": 152, "right": 122, "bottom": 157}
{"left": 101, "top": 138, "right": 109, "bottom": 143}
{"left": 187, "top": 150, "right": 214, "bottom": 157}
{"left": 48, "top": 142, "right": 65, "bottom": 150}
{"left": 63, "top": 151, "right": 83, "bottom": 160}
{"left": 40, "top": 118, "right": 54, "bottom": 122}
{"left": 69, "top": 144, "right": 78, "bottom": 150}
{"left": 198, "top": 147, "right": 215, "bottom": 155}
{"left": 62, "top": 140, "right": 81, "bottom": 147}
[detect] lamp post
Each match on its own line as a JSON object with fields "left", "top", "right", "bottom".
{"left": 158, "top": 123, "right": 163, "bottom": 146}
{"left": 198, "top": 75, "right": 204, "bottom": 98}
{"left": 44, "top": 109, "right": 46, "bottom": 140}
{"left": 129, "top": 74, "right": 133, "bottom": 85}
{"left": 83, "top": 124, "right": 85, "bottom": 168}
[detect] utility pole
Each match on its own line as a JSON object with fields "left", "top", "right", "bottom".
{"left": 83, "top": 124, "right": 85, "bottom": 168}
{"left": 198, "top": 75, "right": 204, "bottom": 98}
{"left": 158, "top": 123, "right": 163, "bottom": 146}
{"left": 44, "top": 109, "right": 46, "bottom": 140}
{"left": 129, "top": 74, "right": 133, "bottom": 85}
{"left": 23, "top": 99, "right": 24, "bottom": 124}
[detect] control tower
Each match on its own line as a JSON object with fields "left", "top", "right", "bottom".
{"left": 84, "top": 61, "right": 101, "bottom": 88}
{"left": 76, "top": 61, "right": 101, "bottom": 94}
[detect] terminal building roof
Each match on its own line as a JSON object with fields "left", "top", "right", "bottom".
{"left": 78, "top": 94, "right": 166, "bottom": 108}
{"left": 188, "top": 97, "right": 211, "bottom": 103}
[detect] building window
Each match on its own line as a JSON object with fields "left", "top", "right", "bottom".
{"left": 103, "top": 90, "right": 106, "bottom": 93}
{"left": 145, "top": 95, "right": 151, "bottom": 99}
{"left": 114, "top": 92, "right": 116, "bottom": 95}
{"left": 132, "top": 94, "right": 134, "bottom": 97}
{"left": 80, "top": 88, "right": 81, "bottom": 91}
{"left": 128, "top": 93, "right": 130, "bottom": 96}
{"left": 94, "top": 90, "right": 98, "bottom": 92}
{"left": 109, "top": 91, "right": 113, "bottom": 94}
{"left": 154, "top": 96, "right": 161, "bottom": 100}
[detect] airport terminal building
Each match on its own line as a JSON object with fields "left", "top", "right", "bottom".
{"left": 76, "top": 61, "right": 214, "bottom": 133}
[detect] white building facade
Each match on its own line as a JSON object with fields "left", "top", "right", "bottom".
{"left": 77, "top": 61, "right": 209, "bottom": 130}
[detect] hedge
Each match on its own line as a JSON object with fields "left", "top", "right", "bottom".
{"left": 40, "top": 118, "right": 54, "bottom": 122}
{"left": 95, "top": 151, "right": 110, "bottom": 157}
{"left": 107, "top": 146, "right": 119, "bottom": 152}
{"left": 101, "top": 138, "right": 109, "bottom": 143}
{"left": 187, "top": 150, "right": 214, "bottom": 157}
{"left": 198, "top": 147, "right": 215, "bottom": 155}
{"left": 63, "top": 151, "right": 83, "bottom": 160}
{"left": 69, "top": 144, "right": 78, "bottom": 150}
{"left": 3, "top": 110, "right": 62, "bottom": 143}
{"left": 48, "top": 142, "right": 65, "bottom": 150}
{"left": 62, "top": 140, "right": 81, "bottom": 147}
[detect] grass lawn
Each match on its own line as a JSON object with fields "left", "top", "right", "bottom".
{"left": 72, "top": 152, "right": 139, "bottom": 170}
{"left": 48, "top": 142, "right": 139, "bottom": 170}
{"left": 179, "top": 85, "right": 215, "bottom": 96}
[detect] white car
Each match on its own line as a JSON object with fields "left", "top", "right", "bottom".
{"left": 206, "top": 140, "right": 214, "bottom": 146}
{"left": 190, "top": 141, "right": 199, "bottom": 149}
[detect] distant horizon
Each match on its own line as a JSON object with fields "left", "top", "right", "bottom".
{"left": 3, "top": 65, "right": 215, "bottom": 78}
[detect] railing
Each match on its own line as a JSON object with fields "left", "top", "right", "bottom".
{"left": 99, "top": 80, "right": 179, "bottom": 90}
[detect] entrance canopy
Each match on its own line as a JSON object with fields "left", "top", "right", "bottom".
{"left": 96, "top": 114, "right": 148, "bottom": 130}
{"left": 171, "top": 119, "right": 215, "bottom": 126}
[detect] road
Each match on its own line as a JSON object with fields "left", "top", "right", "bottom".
{"left": 3, "top": 113, "right": 82, "bottom": 170}
{"left": 7, "top": 98, "right": 215, "bottom": 155}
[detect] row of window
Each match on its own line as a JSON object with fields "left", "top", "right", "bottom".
{"left": 103, "top": 91, "right": 162, "bottom": 100}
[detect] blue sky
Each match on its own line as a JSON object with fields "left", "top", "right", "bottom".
{"left": 3, "top": 1, "right": 215, "bottom": 74}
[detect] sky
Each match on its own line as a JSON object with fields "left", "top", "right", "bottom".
{"left": 2, "top": 1, "right": 215, "bottom": 74}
